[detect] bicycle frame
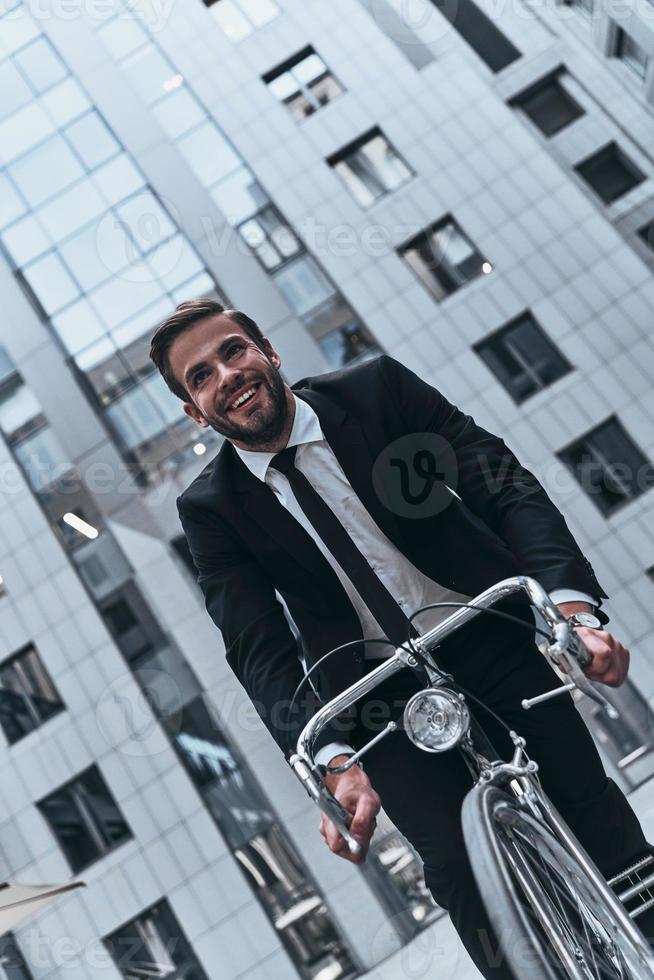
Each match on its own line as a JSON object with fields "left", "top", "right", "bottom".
{"left": 289, "top": 574, "right": 616, "bottom": 855}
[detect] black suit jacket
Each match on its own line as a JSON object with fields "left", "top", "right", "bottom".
{"left": 177, "top": 355, "right": 607, "bottom": 756}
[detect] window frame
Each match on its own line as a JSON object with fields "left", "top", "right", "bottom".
{"left": 0, "top": 642, "right": 65, "bottom": 745}
{"left": 327, "top": 126, "right": 414, "bottom": 209}
{"left": 474, "top": 312, "right": 573, "bottom": 403}
{"left": 509, "top": 70, "right": 584, "bottom": 137}
{"left": 263, "top": 46, "right": 344, "bottom": 121}
{"left": 557, "top": 416, "right": 654, "bottom": 516}
{"left": 37, "top": 764, "right": 132, "bottom": 872}
{"left": 398, "top": 214, "right": 489, "bottom": 302}
{"left": 574, "top": 142, "right": 646, "bottom": 205}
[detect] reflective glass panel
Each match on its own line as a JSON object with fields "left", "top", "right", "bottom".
{"left": 273, "top": 255, "right": 334, "bottom": 316}
{"left": 0, "top": 8, "right": 39, "bottom": 56}
{"left": 9, "top": 134, "right": 85, "bottom": 207}
{"left": 23, "top": 251, "right": 80, "bottom": 314}
{"left": 14, "top": 37, "right": 67, "bottom": 93}
{"left": 92, "top": 153, "right": 145, "bottom": 207}
{"left": 0, "top": 59, "right": 32, "bottom": 120}
{"left": 53, "top": 298, "right": 106, "bottom": 354}
{"left": 37, "top": 178, "right": 105, "bottom": 241}
{"left": 115, "top": 190, "right": 175, "bottom": 254}
{"left": 40, "top": 77, "right": 90, "bottom": 127}
{"left": 239, "top": 0, "right": 279, "bottom": 27}
{"left": 0, "top": 173, "right": 27, "bottom": 227}
{"left": 210, "top": 165, "right": 267, "bottom": 224}
{"left": 176, "top": 120, "right": 241, "bottom": 187}
{"left": 0, "top": 101, "right": 54, "bottom": 163}
{"left": 2, "top": 213, "right": 50, "bottom": 265}
{"left": 210, "top": 0, "right": 252, "bottom": 42}
{"left": 64, "top": 111, "right": 120, "bottom": 169}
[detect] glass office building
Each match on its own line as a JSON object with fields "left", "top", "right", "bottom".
{"left": 0, "top": 0, "right": 653, "bottom": 976}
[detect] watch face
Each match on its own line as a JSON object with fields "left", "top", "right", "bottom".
{"left": 574, "top": 612, "right": 601, "bottom": 629}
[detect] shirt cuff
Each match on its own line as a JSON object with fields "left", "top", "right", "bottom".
{"left": 549, "top": 589, "right": 598, "bottom": 607}
{"left": 314, "top": 742, "right": 356, "bottom": 769}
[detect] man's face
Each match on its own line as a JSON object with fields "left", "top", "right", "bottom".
{"left": 168, "top": 314, "right": 290, "bottom": 448}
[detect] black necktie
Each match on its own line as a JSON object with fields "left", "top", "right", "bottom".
{"left": 269, "top": 445, "right": 418, "bottom": 647}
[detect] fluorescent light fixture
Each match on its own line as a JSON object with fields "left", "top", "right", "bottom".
{"left": 482, "top": 261, "right": 493, "bottom": 274}
{"left": 62, "top": 513, "right": 99, "bottom": 540}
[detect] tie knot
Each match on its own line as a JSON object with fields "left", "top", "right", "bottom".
{"left": 269, "top": 444, "right": 298, "bottom": 475}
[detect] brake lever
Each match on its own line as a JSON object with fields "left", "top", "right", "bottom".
{"left": 544, "top": 632, "right": 619, "bottom": 720}
{"left": 289, "top": 755, "right": 362, "bottom": 855}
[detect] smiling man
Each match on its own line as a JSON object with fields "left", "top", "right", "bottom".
{"left": 151, "top": 298, "right": 653, "bottom": 978}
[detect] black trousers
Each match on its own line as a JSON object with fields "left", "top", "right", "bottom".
{"left": 351, "top": 631, "right": 652, "bottom": 978}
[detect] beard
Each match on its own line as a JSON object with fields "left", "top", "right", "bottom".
{"left": 199, "top": 368, "right": 289, "bottom": 448}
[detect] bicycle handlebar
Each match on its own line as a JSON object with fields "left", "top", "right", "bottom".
{"left": 288, "top": 575, "right": 611, "bottom": 854}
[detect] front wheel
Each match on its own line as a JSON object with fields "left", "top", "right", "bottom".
{"left": 462, "top": 785, "right": 654, "bottom": 980}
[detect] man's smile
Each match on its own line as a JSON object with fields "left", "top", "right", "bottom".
{"left": 225, "top": 381, "right": 264, "bottom": 414}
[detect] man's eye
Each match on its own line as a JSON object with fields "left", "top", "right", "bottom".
{"left": 193, "top": 370, "right": 209, "bottom": 386}
{"left": 227, "top": 344, "right": 245, "bottom": 358}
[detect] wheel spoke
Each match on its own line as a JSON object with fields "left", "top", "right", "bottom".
{"left": 498, "top": 812, "right": 636, "bottom": 979}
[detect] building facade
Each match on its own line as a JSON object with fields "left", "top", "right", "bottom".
{"left": 0, "top": 0, "right": 653, "bottom": 977}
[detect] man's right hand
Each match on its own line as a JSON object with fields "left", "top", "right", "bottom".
{"left": 320, "top": 754, "right": 381, "bottom": 864}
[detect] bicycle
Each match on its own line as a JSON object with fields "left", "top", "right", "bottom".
{"left": 289, "top": 575, "right": 654, "bottom": 979}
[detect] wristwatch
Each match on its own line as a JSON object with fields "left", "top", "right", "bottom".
{"left": 567, "top": 611, "right": 603, "bottom": 630}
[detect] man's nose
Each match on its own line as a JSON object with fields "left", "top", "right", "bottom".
{"left": 217, "top": 361, "right": 245, "bottom": 398}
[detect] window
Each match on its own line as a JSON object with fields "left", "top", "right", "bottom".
{"left": 0, "top": 644, "right": 64, "bottom": 745}
{"left": 399, "top": 215, "right": 490, "bottom": 301}
{"left": 204, "top": 0, "right": 280, "bottom": 42}
{"left": 37, "top": 765, "right": 132, "bottom": 871}
{"left": 557, "top": 417, "right": 654, "bottom": 516}
{"left": 363, "top": 812, "right": 440, "bottom": 940}
{"left": 238, "top": 204, "right": 302, "bottom": 271}
{"left": 328, "top": 127, "right": 413, "bottom": 208}
{"left": 574, "top": 143, "right": 645, "bottom": 204}
{"left": 163, "top": 696, "right": 358, "bottom": 980}
{"left": 105, "top": 900, "right": 208, "bottom": 980}
{"left": 510, "top": 71, "right": 584, "bottom": 136}
{"left": 638, "top": 221, "right": 653, "bottom": 252}
{"left": 475, "top": 312, "right": 572, "bottom": 403}
{"left": 99, "top": 584, "right": 167, "bottom": 663}
{"left": 263, "top": 46, "right": 343, "bottom": 121}
{"left": 426, "top": 0, "right": 520, "bottom": 72}
{"left": 0, "top": 934, "right": 34, "bottom": 980}
{"left": 614, "top": 28, "right": 650, "bottom": 79}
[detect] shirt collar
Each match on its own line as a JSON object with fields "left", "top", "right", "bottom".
{"left": 232, "top": 393, "right": 324, "bottom": 482}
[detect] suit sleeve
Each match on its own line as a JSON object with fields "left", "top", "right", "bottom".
{"left": 177, "top": 497, "right": 352, "bottom": 758}
{"left": 379, "top": 355, "right": 607, "bottom": 604}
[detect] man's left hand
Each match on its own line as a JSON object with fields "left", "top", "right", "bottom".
{"left": 575, "top": 626, "right": 630, "bottom": 687}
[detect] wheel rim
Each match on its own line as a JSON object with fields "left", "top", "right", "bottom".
{"left": 492, "top": 802, "right": 652, "bottom": 980}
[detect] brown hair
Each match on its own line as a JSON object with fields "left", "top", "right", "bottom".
{"left": 149, "top": 298, "right": 266, "bottom": 402}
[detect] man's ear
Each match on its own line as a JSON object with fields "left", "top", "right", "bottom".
{"left": 262, "top": 337, "right": 281, "bottom": 368}
{"left": 183, "top": 401, "right": 210, "bottom": 428}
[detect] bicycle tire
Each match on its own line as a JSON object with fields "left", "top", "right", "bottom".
{"left": 461, "top": 784, "right": 654, "bottom": 980}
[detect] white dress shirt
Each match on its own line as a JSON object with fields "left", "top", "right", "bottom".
{"left": 234, "top": 394, "right": 596, "bottom": 766}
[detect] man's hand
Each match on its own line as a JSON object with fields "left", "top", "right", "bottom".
{"left": 320, "top": 755, "right": 381, "bottom": 864}
{"left": 557, "top": 601, "right": 629, "bottom": 688}
{"left": 575, "top": 627, "right": 629, "bottom": 687}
